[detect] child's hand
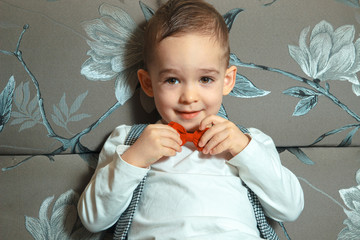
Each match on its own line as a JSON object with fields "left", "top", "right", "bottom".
{"left": 121, "top": 124, "right": 182, "bottom": 168}
{"left": 198, "top": 115, "right": 250, "bottom": 157}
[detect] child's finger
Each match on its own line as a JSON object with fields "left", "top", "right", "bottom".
{"left": 199, "top": 115, "right": 225, "bottom": 131}
{"left": 155, "top": 125, "right": 182, "bottom": 152}
{"left": 161, "top": 137, "right": 182, "bottom": 153}
{"left": 148, "top": 124, "right": 182, "bottom": 145}
{"left": 164, "top": 129, "right": 182, "bottom": 146}
{"left": 208, "top": 138, "right": 231, "bottom": 155}
{"left": 202, "top": 129, "right": 229, "bottom": 154}
{"left": 198, "top": 120, "right": 226, "bottom": 147}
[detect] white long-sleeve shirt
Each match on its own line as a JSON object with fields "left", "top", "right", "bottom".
{"left": 78, "top": 125, "right": 304, "bottom": 239}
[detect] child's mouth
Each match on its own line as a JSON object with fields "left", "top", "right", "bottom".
{"left": 177, "top": 111, "right": 200, "bottom": 120}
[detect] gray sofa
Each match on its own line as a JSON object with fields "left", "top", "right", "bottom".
{"left": 1, "top": 0, "right": 359, "bottom": 239}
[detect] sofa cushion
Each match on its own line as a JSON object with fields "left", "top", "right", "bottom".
{"left": 1, "top": 148, "right": 359, "bottom": 239}
{"left": 0, "top": 0, "right": 359, "bottom": 156}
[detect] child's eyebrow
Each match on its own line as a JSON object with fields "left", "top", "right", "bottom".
{"left": 158, "top": 68, "right": 179, "bottom": 76}
{"left": 159, "top": 68, "right": 220, "bottom": 75}
{"left": 198, "top": 68, "right": 220, "bottom": 75}
{"left": 157, "top": 68, "right": 220, "bottom": 79}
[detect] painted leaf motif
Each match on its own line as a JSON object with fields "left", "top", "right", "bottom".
{"left": 230, "top": 74, "right": 270, "bottom": 98}
{"left": 10, "top": 116, "right": 27, "bottom": 125}
{"left": 68, "top": 114, "right": 91, "bottom": 122}
{"left": 19, "top": 120, "right": 38, "bottom": 132}
{"left": 0, "top": 76, "right": 15, "bottom": 132}
{"left": 70, "top": 91, "right": 88, "bottom": 115}
{"left": 13, "top": 82, "right": 25, "bottom": 111}
{"left": 139, "top": 1, "right": 155, "bottom": 22}
{"left": 229, "top": 53, "right": 248, "bottom": 67}
{"left": 229, "top": 53, "right": 241, "bottom": 66}
{"left": 223, "top": 8, "right": 243, "bottom": 32}
{"left": 292, "top": 95, "right": 318, "bottom": 116}
{"left": 339, "top": 126, "right": 360, "bottom": 147}
{"left": 28, "top": 96, "right": 38, "bottom": 115}
{"left": 287, "top": 147, "right": 314, "bottom": 165}
{"left": 52, "top": 92, "right": 90, "bottom": 130}
{"left": 52, "top": 105, "right": 66, "bottom": 128}
{"left": 311, "top": 124, "right": 358, "bottom": 145}
{"left": 59, "top": 94, "right": 69, "bottom": 118}
{"left": 283, "top": 86, "right": 318, "bottom": 98}
{"left": 263, "top": 0, "right": 278, "bottom": 6}
{"left": 11, "top": 81, "right": 42, "bottom": 132}
{"left": 21, "top": 81, "right": 30, "bottom": 111}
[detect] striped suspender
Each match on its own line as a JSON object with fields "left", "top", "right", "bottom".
{"left": 113, "top": 124, "right": 147, "bottom": 240}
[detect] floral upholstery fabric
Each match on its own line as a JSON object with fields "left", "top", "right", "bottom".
{"left": 0, "top": 0, "right": 359, "bottom": 239}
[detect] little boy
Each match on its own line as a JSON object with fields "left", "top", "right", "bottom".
{"left": 78, "top": 0, "right": 304, "bottom": 239}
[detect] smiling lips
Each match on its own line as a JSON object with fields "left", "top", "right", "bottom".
{"left": 177, "top": 110, "right": 201, "bottom": 120}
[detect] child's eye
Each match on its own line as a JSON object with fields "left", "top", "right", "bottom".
{"left": 200, "top": 77, "right": 213, "bottom": 84}
{"left": 165, "top": 78, "right": 179, "bottom": 85}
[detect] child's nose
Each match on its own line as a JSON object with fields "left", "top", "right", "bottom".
{"left": 180, "top": 85, "right": 199, "bottom": 103}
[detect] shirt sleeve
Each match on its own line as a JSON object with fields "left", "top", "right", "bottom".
{"left": 77, "top": 125, "right": 150, "bottom": 233}
{"left": 228, "top": 128, "right": 304, "bottom": 222}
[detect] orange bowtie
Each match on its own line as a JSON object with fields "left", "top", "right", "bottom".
{"left": 168, "top": 121, "right": 208, "bottom": 151}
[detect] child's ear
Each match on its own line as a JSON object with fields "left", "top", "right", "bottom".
{"left": 223, "top": 65, "right": 237, "bottom": 95}
{"left": 138, "top": 69, "right": 154, "bottom": 97}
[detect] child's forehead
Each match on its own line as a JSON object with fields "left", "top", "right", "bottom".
{"left": 154, "top": 33, "right": 225, "bottom": 55}
{"left": 148, "top": 34, "right": 228, "bottom": 73}
{"left": 158, "top": 31, "right": 222, "bottom": 45}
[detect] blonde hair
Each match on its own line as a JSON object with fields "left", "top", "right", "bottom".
{"left": 143, "top": 0, "right": 229, "bottom": 68}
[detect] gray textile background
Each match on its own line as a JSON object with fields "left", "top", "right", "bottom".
{"left": 1, "top": 0, "right": 360, "bottom": 239}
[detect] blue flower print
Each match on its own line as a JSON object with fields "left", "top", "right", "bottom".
{"left": 338, "top": 169, "right": 360, "bottom": 239}
{"left": 81, "top": 3, "right": 144, "bottom": 105}
{"left": 288, "top": 20, "right": 360, "bottom": 96}
{"left": 25, "top": 190, "right": 102, "bottom": 240}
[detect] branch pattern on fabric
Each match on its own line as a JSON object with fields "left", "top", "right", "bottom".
{"left": 0, "top": 1, "right": 359, "bottom": 240}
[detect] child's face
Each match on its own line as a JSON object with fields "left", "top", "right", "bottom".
{"left": 139, "top": 34, "right": 236, "bottom": 132}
